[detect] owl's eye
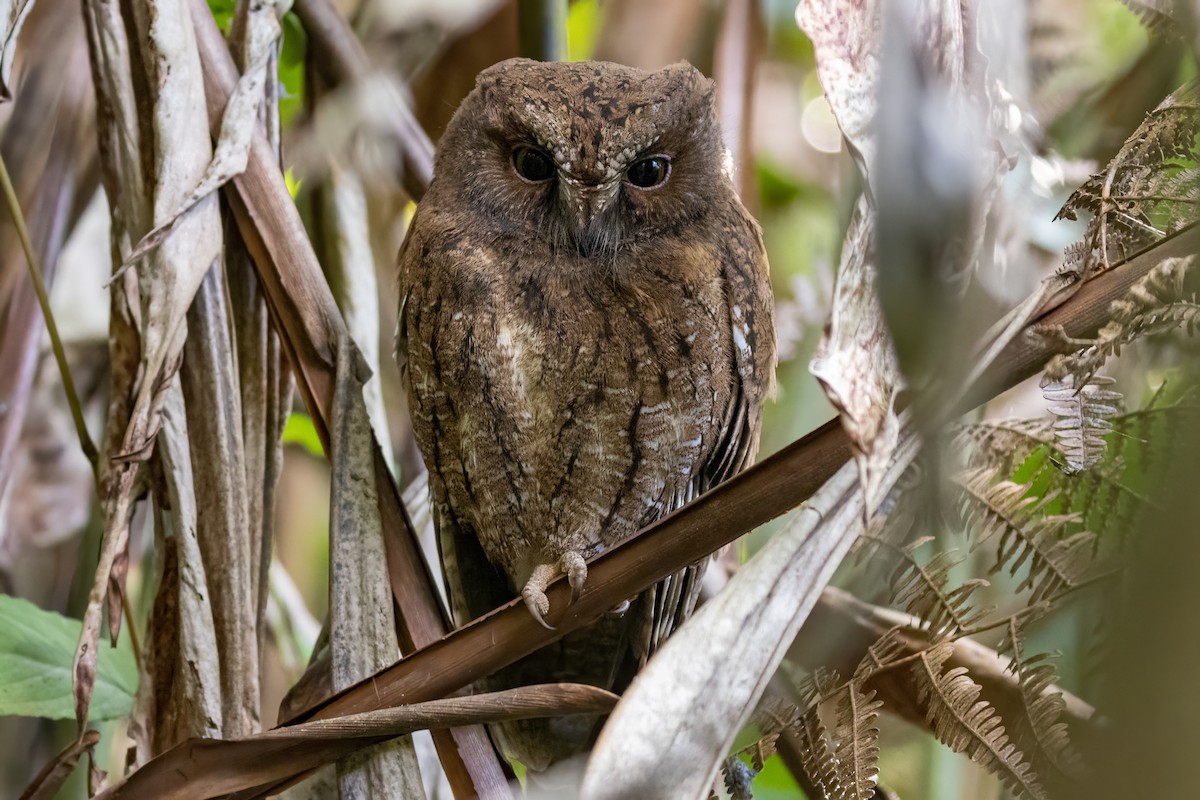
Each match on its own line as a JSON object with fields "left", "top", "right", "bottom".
{"left": 513, "top": 146, "right": 555, "bottom": 182}
{"left": 626, "top": 156, "right": 671, "bottom": 189}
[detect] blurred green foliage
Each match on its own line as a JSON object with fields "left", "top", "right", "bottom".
{"left": 283, "top": 412, "right": 324, "bottom": 457}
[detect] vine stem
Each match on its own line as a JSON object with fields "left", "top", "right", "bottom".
{"left": 0, "top": 150, "right": 98, "bottom": 468}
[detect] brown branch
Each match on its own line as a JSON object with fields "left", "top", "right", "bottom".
{"left": 99, "top": 685, "right": 615, "bottom": 800}
{"left": 187, "top": 2, "right": 509, "bottom": 796}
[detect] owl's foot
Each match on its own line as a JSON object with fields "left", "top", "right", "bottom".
{"left": 521, "top": 551, "right": 588, "bottom": 630}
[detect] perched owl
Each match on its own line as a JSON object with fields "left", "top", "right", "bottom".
{"left": 396, "top": 58, "right": 775, "bottom": 773}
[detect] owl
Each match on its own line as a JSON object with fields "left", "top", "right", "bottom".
{"left": 396, "top": 58, "right": 775, "bottom": 774}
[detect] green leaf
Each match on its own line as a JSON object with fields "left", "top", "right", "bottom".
{"left": 283, "top": 412, "right": 325, "bottom": 457}
{"left": 0, "top": 594, "right": 137, "bottom": 721}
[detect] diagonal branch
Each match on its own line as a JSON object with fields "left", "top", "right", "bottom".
{"left": 98, "top": 685, "right": 616, "bottom": 800}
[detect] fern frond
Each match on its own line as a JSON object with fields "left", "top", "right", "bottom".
{"left": 875, "top": 535, "right": 993, "bottom": 638}
{"left": 954, "top": 418, "right": 1054, "bottom": 474}
{"left": 1056, "top": 83, "right": 1199, "bottom": 273}
{"left": 954, "top": 468, "right": 1096, "bottom": 603}
{"left": 1119, "top": 0, "right": 1185, "bottom": 38}
{"left": 913, "top": 642, "right": 1046, "bottom": 799}
{"left": 1042, "top": 375, "right": 1123, "bottom": 474}
{"left": 999, "top": 620, "right": 1086, "bottom": 787}
{"left": 1043, "top": 260, "right": 1197, "bottom": 385}
{"left": 792, "top": 671, "right": 845, "bottom": 798}
{"left": 956, "top": 389, "right": 1199, "bottom": 546}
{"left": 859, "top": 627, "right": 911, "bottom": 675}
{"left": 830, "top": 679, "right": 883, "bottom": 800}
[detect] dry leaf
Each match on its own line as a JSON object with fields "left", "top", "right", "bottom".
{"left": 810, "top": 197, "right": 903, "bottom": 513}
{"left": 132, "top": 384, "right": 223, "bottom": 758}
{"left": 19, "top": 729, "right": 101, "bottom": 800}
{"left": 180, "top": 266, "right": 259, "bottom": 736}
{"left": 0, "top": 0, "right": 32, "bottom": 101}
{"left": 99, "top": 685, "right": 617, "bottom": 800}
{"left": 118, "top": 0, "right": 284, "bottom": 269}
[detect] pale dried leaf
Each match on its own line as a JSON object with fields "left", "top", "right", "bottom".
{"left": 181, "top": 267, "right": 259, "bottom": 737}
{"left": 580, "top": 431, "right": 920, "bottom": 800}
{"left": 132, "top": 384, "right": 222, "bottom": 759}
{"left": 795, "top": 0, "right": 880, "bottom": 176}
{"left": 0, "top": 0, "right": 32, "bottom": 101}
{"left": 76, "top": 0, "right": 223, "bottom": 729}
{"left": 810, "top": 197, "right": 903, "bottom": 513}
{"left": 118, "top": 0, "right": 283, "bottom": 270}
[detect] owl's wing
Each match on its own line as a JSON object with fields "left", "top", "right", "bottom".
{"left": 708, "top": 204, "right": 778, "bottom": 486}
{"left": 639, "top": 209, "right": 777, "bottom": 661}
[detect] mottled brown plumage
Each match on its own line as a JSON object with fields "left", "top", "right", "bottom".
{"left": 396, "top": 58, "right": 775, "bottom": 773}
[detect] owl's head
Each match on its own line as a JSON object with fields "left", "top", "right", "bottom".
{"left": 431, "top": 58, "right": 731, "bottom": 259}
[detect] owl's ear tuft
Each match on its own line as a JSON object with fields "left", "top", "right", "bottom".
{"left": 662, "top": 61, "right": 714, "bottom": 96}
{"left": 659, "top": 61, "right": 717, "bottom": 119}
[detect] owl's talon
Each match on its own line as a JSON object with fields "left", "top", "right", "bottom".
{"left": 562, "top": 551, "right": 588, "bottom": 603}
{"left": 520, "top": 552, "right": 589, "bottom": 627}
{"left": 523, "top": 588, "right": 555, "bottom": 630}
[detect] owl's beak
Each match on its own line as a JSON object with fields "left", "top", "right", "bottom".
{"left": 562, "top": 180, "right": 618, "bottom": 257}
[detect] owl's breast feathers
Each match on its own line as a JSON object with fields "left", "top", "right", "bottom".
{"left": 399, "top": 211, "right": 773, "bottom": 590}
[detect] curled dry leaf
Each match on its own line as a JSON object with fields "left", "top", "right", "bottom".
{"left": 580, "top": 431, "right": 920, "bottom": 800}
{"left": 809, "top": 197, "right": 903, "bottom": 513}
{"left": 803, "top": 0, "right": 1018, "bottom": 498}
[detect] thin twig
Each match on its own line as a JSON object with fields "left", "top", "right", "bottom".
{"left": 0, "top": 151, "right": 99, "bottom": 468}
